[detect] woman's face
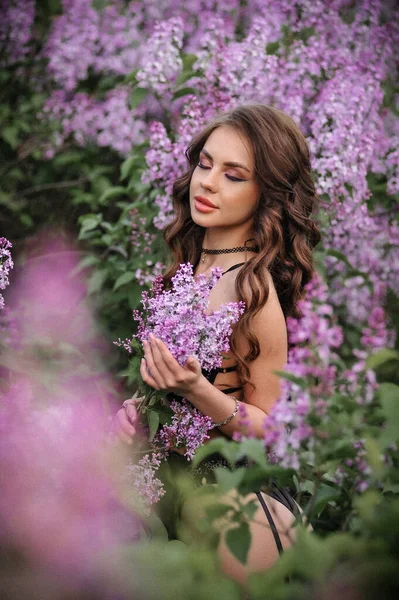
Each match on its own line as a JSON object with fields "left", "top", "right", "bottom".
{"left": 189, "top": 126, "right": 260, "bottom": 230}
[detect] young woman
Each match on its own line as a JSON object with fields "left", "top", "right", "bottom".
{"left": 114, "top": 104, "right": 321, "bottom": 584}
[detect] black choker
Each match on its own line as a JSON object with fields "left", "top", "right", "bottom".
{"left": 201, "top": 246, "right": 258, "bottom": 255}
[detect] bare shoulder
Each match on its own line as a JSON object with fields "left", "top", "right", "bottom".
{"left": 238, "top": 270, "right": 288, "bottom": 414}
{"left": 249, "top": 270, "right": 287, "bottom": 355}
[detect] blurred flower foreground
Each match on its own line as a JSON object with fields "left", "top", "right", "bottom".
{"left": 0, "top": 238, "right": 146, "bottom": 599}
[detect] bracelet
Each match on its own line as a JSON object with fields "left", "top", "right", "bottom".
{"left": 211, "top": 395, "right": 240, "bottom": 428}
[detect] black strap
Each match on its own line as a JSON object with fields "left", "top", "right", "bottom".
{"left": 213, "top": 365, "right": 238, "bottom": 374}
{"left": 222, "top": 262, "right": 245, "bottom": 275}
{"left": 220, "top": 386, "right": 243, "bottom": 394}
{"left": 255, "top": 491, "right": 284, "bottom": 555}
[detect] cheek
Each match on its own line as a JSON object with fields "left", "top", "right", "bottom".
{"left": 189, "top": 168, "right": 201, "bottom": 193}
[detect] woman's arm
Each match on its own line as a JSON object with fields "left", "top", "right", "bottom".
{"left": 186, "top": 287, "right": 287, "bottom": 438}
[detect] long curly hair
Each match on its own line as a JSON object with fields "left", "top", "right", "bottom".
{"left": 163, "top": 104, "right": 321, "bottom": 386}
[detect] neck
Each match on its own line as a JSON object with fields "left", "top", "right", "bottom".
{"left": 198, "top": 225, "right": 257, "bottom": 272}
{"left": 202, "top": 224, "right": 254, "bottom": 251}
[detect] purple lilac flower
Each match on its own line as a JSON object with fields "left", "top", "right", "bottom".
{"left": 263, "top": 275, "right": 343, "bottom": 468}
{"left": 135, "top": 261, "right": 166, "bottom": 288}
{"left": 0, "top": 238, "right": 13, "bottom": 311}
{"left": 0, "top": 0, "right": 35, "bottom": 67}
{"left": 125, "top": 452, "right": 165, "bottom": 512}
{"left": 41, "top": 87, "right": 146, "bottom": 156}
{"left": 130, "top": 263, "right": 245, "bottom": 371}
{"left": 232, "top": 402, "right": 255, "bottom": 442}
{"left": 136, "top": 17, "right": 184, "bottom": 100}
{"left": 155, "top": 399, "right": 213, "bottom": 461}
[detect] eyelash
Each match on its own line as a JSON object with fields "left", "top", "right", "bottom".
{"left": 197, "top": 161, "right": 244, "bottom": 182}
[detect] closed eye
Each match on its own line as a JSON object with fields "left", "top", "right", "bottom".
{"left": 198, "top": 162, "right": 244, "bottom": 182}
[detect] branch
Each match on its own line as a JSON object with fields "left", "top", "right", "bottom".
{"left": 16, "top": 178, "right": 88, "bottom": 197}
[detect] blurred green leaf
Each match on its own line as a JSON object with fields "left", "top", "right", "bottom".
{"left": 87, "top": 269, "right": 107, "bottom": 295}
{"left": 148, "top": 410, "right": 160, "bottom": 441}
{"left": 379, "top": 383, "right": 399, "bottom": 447}
{"left": 113, "top": 271, "right": 135, "bottom": 291}
{"left": 98, "top": 186, "right": 128, "bottom": 204}
{"left": 225, "top": 522, "right": 251, "bottom": 564}
{"left": 215, "top": 467, "right": 246, "bottom": 493}
{"left": 366, "top": 349, "right": 399, "bottom": 371}
{"left": 130, "top": 87, "right": 149, "bottom": 108}
{"left": 236, "top": 439, "right": 267, "bottom": 467}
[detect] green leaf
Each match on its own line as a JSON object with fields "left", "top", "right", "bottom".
{"left": 205, "top": 502, "right": 232, "bottom": 522}
{"left": 98, "top": 186, "right": 127, "bottom": 205}
{"left": 378, "top": 383, "right": 399, "bottom": 447}
{"left": 266, "top": 41, "right": 280, "bottom": 55}
{"left": 147, "top": 410, "right": 160, "bottom": 441}
{"left": 124, "top": 68, "right": 139, "bottom": 84}
{"left": 214, "top": 467, "right": 246, "bottom": 493}
{"left": 113, "top": 271, "right": 135, "bottom": 291}
{"left": 181, "top": 53, "right": 198, "bottom": 72}
{"left": 2, "top": 126, "right": 19, "bottom": 148}
{"left": 192, "top": 438, "right": 238, "bottom": 467}
{"left": 310, "top": 484, "right": 342, "bottom": 515}
{"left": 366, "top": 349, "right": 399, "bottom": 371}
{"left": 225, "top": 522, "right": 251, "bottom": 565}
{"left": 242, "top": 500, "right": 258, "bottom": 521}
{"left": 120, "top": 156, "right": 137, "bottom": 181}
{"left": 79, "top": 214, "right": 102, "bottom": 235}
{"left": 130, "top": 87, "right": 149, "bottom": 109}
{"left": 236, "top": 439, "right": 267, "bottom": 467}
{"left": 72, "top": 254, "right": 99, "bottom": 275}
{"left": 173, "top": 87, "right": 197, "bottom": 99}
{"left": 87, "top": 269, "right": 107, "bottom": 295}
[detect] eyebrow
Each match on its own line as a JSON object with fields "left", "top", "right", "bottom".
{"left": 201, "top": 148, "right": 251, "bottom": 173}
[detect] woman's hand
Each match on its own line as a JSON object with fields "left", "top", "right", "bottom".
{"left": 113, "top": 397, "right": 141, "bottom": 445}
{"left": 140, "top": 333, "right": 202, "bottom": 396}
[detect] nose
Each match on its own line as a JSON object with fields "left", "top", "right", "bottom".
{"left": 200, "top": 169, "right": 218, "bottom": 193}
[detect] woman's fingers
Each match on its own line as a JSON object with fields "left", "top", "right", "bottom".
{"left": 113, "top": 408, "right": 136, "bottom": 445}
{"left": 152, "top": 336, "right": 181, "bottom": 376}
{"left": 142, "top": 339, "right": 167, "bottom": 389}
{"left": 140, "top": 355, "right": 161, "bottom": 390}
{"left": 123, "top": 401, "right": 138, "bottom": 425}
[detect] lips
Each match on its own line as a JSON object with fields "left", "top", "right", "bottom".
{"left": 194, "top": 195, "right": 218, "bottom": 208}
{"left": 194, "top": 196, "right": 218, "bottom": 213}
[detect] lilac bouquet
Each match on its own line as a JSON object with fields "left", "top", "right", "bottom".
{"left": 132, "top": 262, "right": 245, "bottom": 371}
{"left": 117, "top": 263, "right": 244, "bottom": 507}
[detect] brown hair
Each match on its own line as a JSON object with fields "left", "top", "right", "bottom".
{"left": 163, "top": 104, "right": 321, "bottom": 385}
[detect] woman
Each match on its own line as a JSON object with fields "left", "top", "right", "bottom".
{"left": 114, "top": 104, "right": 321, "bottom": 583}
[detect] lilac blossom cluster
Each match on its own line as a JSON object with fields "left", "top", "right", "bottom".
{"left": 41, "top": 87, "right": 146, "bottom": 156}
{"left": 131, "top": 263, "right": 245, "bottom": 371}
{"left": 155, "top": 399, "right": 213, "bottom": 461}
{"left": 42, "top": 0, "right": 144, "bottom": 90}
{"left": 125, "top": 452, "right": 165, "bottom": 511}
{"left": 263, "top": 275, "right": 344, "bottom": 470}
{"left": 130, "top": 209, "right": 157, "bottom": 257}
{"left": 0, "top": 0, "right": 35, "bottom": 66}
{"left": 0, "top": 238, "right": 13, "bottom": 311}
{"left": 262, "top": 272, "right": 386, "bottom": 489}
{"left": 135, "top": 261, "right": 165, "bottom": 287}
{"left": 136, "top": 18, "right": 184, "bottom": 100}
{"left": 334, "top": 440, "right": 372, "bottom": 493}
